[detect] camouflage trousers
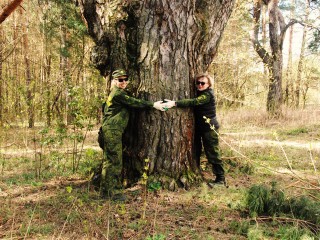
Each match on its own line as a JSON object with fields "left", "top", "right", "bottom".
{"left": 194, "top": 129, "right": 225, "bottom": 177}
{"left": 100, "top": 127, "right": 123, "bottom": 197}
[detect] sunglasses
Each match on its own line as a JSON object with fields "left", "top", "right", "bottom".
{"left": 196, "top": 81, "right": 206, "bottom": 86}
{"left": 117, "top": 78, "right": 128, "bottom": 82}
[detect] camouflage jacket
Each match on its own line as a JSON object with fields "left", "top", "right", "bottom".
{"left": 103, "top": 86, "right": 153, "bottom": 131}
{"left": 176, "top": 88, "right": 219, "bottom": 131}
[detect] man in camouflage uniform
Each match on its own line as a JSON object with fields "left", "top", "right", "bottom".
{"left": 164, "top": 73, "right": 226, "bottom": 186}
{"left": 100, "top": 69, "right": 164, "bottom": 200}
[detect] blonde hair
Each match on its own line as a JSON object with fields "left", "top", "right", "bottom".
{"left": 195, "top": 73, "right": 214, "bottom": 87}
{"left": 110, "top": 79, "right": 117, "bottom": 89}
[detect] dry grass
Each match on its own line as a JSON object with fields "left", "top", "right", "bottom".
{"left": 220, "top": 106, "right": 320, "bottom": 130}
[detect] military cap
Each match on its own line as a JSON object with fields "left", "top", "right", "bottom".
{"left": 112, "top": 69, "right": 128, "bottom": 79}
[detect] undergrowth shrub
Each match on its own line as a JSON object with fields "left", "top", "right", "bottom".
{"left": 246, "top": 183, "right": 320, "bottom": 232}
{"left": 283, "top": 196, "right": 320, "bottom": 227}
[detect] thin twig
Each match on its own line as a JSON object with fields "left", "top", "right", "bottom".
{"left": 57, "top": 198, "right": 77, "bottom": 240}
{"left": 23, "top": 203, "right": 38, "bottom": 240}
{"left": 274, "top": 134, "right": 293, "bottom": 171}
{"left": 255, "top": 216, "right": 319, "bottom": 232}
{"left": 10, "top": 207, "right": 17, "bottom": 240}
{"left": 307, "top": 145, "right": 320, "bottom": 185}
{"left": 151, "top": 191, "right": 160, "bottom": 239}
{"left": 106, "top": 198, "right": 111, "bottom": 240}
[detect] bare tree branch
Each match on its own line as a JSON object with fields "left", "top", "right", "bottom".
{"left": 250, "top": 0, "right": 272, "bottom": 66}
{"left": 0, "top": 0, "right": 24, "bottom": 24}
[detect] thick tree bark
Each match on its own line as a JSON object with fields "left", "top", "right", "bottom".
{"left": 78, "top": 0, "right": 235, "bottom": 189}
{"left": 0, "top": 0, "right": 24, "bottom": 24}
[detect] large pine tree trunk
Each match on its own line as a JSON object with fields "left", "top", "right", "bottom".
{"left": 78, "top": 0, "right": 235, "bottom": 188}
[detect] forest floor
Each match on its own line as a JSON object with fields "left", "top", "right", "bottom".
{"left": 0, "top": 108, "right": 320, "bottom": 240}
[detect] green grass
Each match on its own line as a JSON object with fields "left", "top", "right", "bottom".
{"left": 4, "top": 172, "right": 43, "bottom": 186}
{"left": 145, "top": 233, "right": 166, "bottom": 240}
{"left": 280, "top": 127, "right": 310, "bottom": 136}
{"left": 275, "top": 225, "right": 314, "bottom": 240}
{"left": 228, "top": 220, "right": 250, "bottom": 236}
{"left": 19, "top": 223, "right": 55, "bottom": 236}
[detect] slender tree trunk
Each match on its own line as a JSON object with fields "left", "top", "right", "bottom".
{"left": 45, "top": 55, "right": 52, "bottom": 126}
{"left": 78, "top": 0, "right": 235, "bottom": 188}
{"left": 41, "top": 6, "right": 52, "bottom": 126}
{"left": 267, "top": 0, "right": 283, "bottom": 116}
{"left": 261, "top": 4, "right": 268, "bottom": 76}
{"left": 285, "top": 0, "right": 295, "bottom": 106}
{"left": 21, "top": 8, "right": 34, "bottom": 128}
{"left": 295, "top": 0, "right": 309, "bottom": 108}
{"left": 40, "top": 3, "right": 52, "bottom": 126}
{"left": 12, "top": 11, "right": 22, "bottom": 121}
{"left": 59, "top": 13, "right": 70, "bottom": 125}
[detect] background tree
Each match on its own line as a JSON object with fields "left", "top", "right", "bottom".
{"left": 20, "top": 7, "right": 34, "bottom": 128}
{"left": 77, "top": 0, "right": 235, "bottom": 188}
{"left": 295, "top": 0, "right": 310, "bottom": 107}
{"left": 250, "top": 0, "right": 320, "bottom": 116}
{"left": 0, "top": 0, "right": 102, "bottom": 127}
{"left": 212, "top": 0, "right": 267, "bottom": 109}
{"left": 250, "top": 0, "right": 294, "bottom": 117}
{"left": 284, "top": 0, "right": 295, "bottom": 106}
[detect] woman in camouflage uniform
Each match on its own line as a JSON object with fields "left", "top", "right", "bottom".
{"left": 100, "top": 69, "right": 164, "bottom": 200}
{"left": 164, "top": 73, "right": 225, "bottom": 186}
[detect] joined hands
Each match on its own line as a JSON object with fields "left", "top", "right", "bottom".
{"left": 153, "top": 99, "right": 176, "bottom": 111}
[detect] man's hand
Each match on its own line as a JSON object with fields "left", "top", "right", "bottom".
{"left": 153, "top": 101, "right": 166, "bottom": 111}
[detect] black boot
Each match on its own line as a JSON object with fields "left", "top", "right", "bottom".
{"left": 207, "top": 176, "right": 226, "bottom": 188}
{"left": 212, "top": 164, "right": 226, "bottom": 185}
{"left": 213, "top": 175, "right": 226, "bottom": 185}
